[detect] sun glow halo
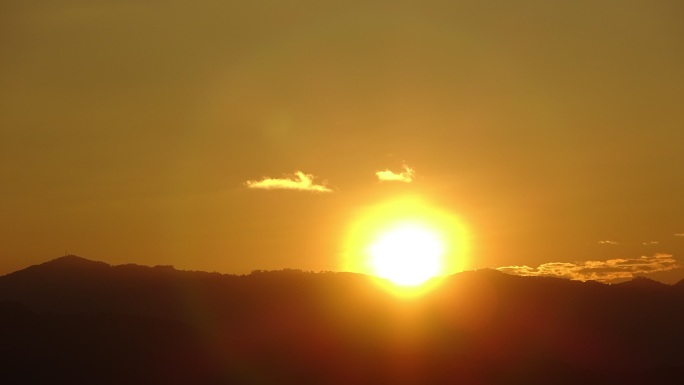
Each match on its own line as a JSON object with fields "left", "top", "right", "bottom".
{"left": 342, "top": 196, "right": 469, "bottom": 294}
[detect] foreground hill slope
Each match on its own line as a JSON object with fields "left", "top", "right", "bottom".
{"left": 1, "top": 256, "right": 683, "bottom": 385}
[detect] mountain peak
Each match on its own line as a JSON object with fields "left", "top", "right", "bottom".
{"left": 53, "top": 254, "right": 94, "bottom": 263}
{"left": 43, "top": 254, "right": 111, "bottom": 268}
{"left": 6, "top": 255, "right": 112, "bottom": 279}
{"left": 617, "top": 275, "right": 668, "bottom": 289}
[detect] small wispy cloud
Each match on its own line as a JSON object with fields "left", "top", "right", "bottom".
{"left": 643, "top": 241, "right": 659, "bottom": 245}
{"left": 497, "top": 254, "right": 679, "bottom": 282}
{"left": 675, "top": 233, "right": 684, "bottom": 237}
{"left": 376, "top": 164, "right": 414, "bottom": 183}
{"left": 598, "top": 240, "right": 618, "bottom": 245}
{"left": 245, "top": 171, "right": 332, "bottom": 192}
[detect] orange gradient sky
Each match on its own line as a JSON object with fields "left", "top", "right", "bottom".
{"left": 1, "top": 1, "right": 683, "bottom": 282}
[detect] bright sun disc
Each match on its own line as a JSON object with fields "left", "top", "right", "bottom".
{"left": 341, "top": 196, "right": 470, "bottom": 294}
{"left": 368, "top": 223, "right": 444, "bottom": 286}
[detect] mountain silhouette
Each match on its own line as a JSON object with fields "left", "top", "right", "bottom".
{"left": 1, "top": 256, "right": 683, "bottom": 384}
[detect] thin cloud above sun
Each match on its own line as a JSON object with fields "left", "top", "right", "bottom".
{"left": 376, "top": 164, "right": 414, "bottom": 183}
{"left": 245, "top": 163, "right": 418, "bottom": 193}
{"left": 598, "top": 240, "right": 619, "bottom": 245}
{"left": 497, "top": 254, "right": 679, "bottom": 282}
{"left": 245, "top": 171, "right": 332, "bottom": 193}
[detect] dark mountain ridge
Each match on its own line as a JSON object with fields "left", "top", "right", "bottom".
{"left": 1, "top": 256, "right": 683, "bottom": 384}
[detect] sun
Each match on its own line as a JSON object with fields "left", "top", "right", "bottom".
{"left": 368, "top": 222, "right": 444, "bottom": 286}
{"left": 341, "top": 195, "right": 470, "bottom": 293}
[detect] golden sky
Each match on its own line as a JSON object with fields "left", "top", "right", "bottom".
{"left": 2, "top": 1, "right": 683, "bottom": 280}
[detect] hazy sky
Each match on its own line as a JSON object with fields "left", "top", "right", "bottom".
{"left": 2, "top": 1, "right": 683, "bottom": 280}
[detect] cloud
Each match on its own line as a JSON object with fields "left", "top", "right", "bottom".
{"left": 497, "top": 254, "right": 679, "bottom": 282}
{"left": 245, "top": 171, "right": 332, "bottom": 192}
{"left": 643, "top": 241, "right": 659, "bottom": 245}
{"left": 676, "top": 233, "right": 684, "bottom": 237}
{"left": 598, "top": 240, "right": 618, "bottom": 245}
{"left": 376, "top": 164, "right": 414, "bottom": 183}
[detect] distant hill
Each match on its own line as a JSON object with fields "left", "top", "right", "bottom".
{"left": 1, "top": 256, "right": 683, "bottom": 385}
{"left": 623, "top": 267, "right": 684, "bottom": 285}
